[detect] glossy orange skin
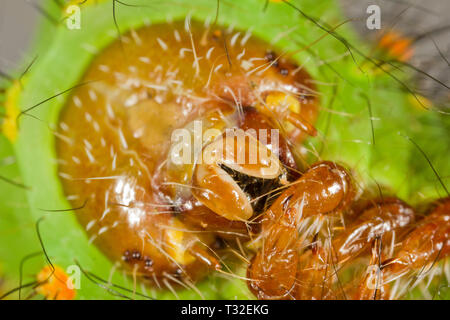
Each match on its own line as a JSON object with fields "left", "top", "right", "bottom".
{"left": 249, "top": 183, "right": 448, "bottom": 300}
{"left": 354, "top": 198, "right": 450, "bottom": 300}
{"left": 296, "top": 198, "right": 415, "bottom": 300}
{"left": 247, "top": 161, "right": 355, "bottom": 299}
{"left": 386, "top": 198, "right": 450, "bottom": 279}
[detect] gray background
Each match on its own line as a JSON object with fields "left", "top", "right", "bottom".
{"left": 0, "top": 0, "right": 449, "bottom": 103}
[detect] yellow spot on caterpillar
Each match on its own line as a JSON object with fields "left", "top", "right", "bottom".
{"left": 2, "top": 80, "right": 21, "bottom": 143}
{"left": 36, "top": 265, "right": 76, "bottom": 300}
{"left": 265, "top": 92, "right": 300, "bottom": 113}
{"left": 408, "top": 94, "right": 433, "bottom": 111}
{"left": 257, "top": 92, "right": 300, "bottom": 131}
{"left": 165, "top": 219, "right": 196, "bottom": 266}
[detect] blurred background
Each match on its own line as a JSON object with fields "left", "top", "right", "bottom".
{"left": 0, "top": 0, "right": 449, "bottom": 104}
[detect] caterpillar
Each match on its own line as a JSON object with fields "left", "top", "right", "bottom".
{"left": 0, "top": 0, "right": 448, "bottom": 300}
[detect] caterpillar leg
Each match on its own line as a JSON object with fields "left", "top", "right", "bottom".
{"left": 295, "top": 197, "right": 416, "bottom": 300}
{"left": 247, "top": 161, "right": 355, "bottom": 300}
{"left": 355, "top": 197, "right": 450, "bottom": 299}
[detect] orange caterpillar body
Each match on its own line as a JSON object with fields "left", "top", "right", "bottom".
{"left": 54, "top": 20, "right": 449, "bottom": 299}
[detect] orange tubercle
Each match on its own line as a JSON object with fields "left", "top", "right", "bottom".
{"left": 36, "top": 265, "right": 76, "bottom": 300}
{"left": 377, "top": 30, "right": 414, "bottom": 62}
